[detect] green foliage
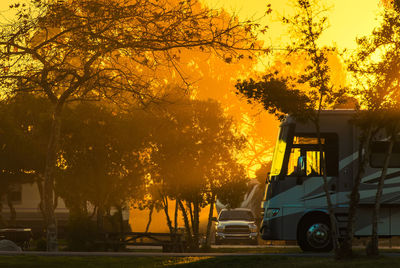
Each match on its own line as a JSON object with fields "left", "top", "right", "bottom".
{"left": 0, "top": 94, "right": 146, "bottom": 232}
{"left": 140, "top": 92, "right": 249, "bottom": 247}
{"left": 57, "top": 102, "right": 147, "bottom": 217}
{"left": 0, "top": 93, "right": 50, "bottom": 178}
{"left": 33, "top": 237, "right": 47, "bottom": 251}
{"left": 0, "top": 93, "right": 51, "bottom": 222}
{"left": 145, "top": 93, "right": 248, "bottom": 206}
{"left": 235, "top": 74, "right": 314, "bottom": 122}
{"left": 215, "top": 174, "right": 247, "bottom": 209}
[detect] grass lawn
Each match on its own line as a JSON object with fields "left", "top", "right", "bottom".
{"left": 1, "top": 254, "right": 400, "bottom": 268}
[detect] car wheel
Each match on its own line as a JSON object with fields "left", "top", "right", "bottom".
{"left": 298, "top": 215, "right": 333, "bottom": 252}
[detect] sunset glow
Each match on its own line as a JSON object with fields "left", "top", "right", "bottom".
{"left": 1, "top": 0, "right": 399, "bottom": 256}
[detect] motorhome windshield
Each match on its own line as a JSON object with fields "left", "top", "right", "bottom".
{"left": 270, "top": 124, "right": 291, "bottom": 176}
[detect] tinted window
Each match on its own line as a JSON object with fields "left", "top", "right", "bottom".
{"left": 218, "top": 210, "right": 254, "bottom": 221}
{"left": 286, "top": 133, "right": 338, "bottom": 177}
{"left": 370, "top": 141, "right": 400, "bottom": 168}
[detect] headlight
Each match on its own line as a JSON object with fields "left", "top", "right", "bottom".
{"left": 216, "top": 225, "right": 224, "bottom": 232}
{"left": 266, "top": 208, "right": 280, "bottom": 218}
{"left": 249, "top": 224, "right": 257, "bottom": 233}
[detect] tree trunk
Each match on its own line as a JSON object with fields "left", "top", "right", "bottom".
{"left": 315, "top": 119, "right": 340, "bottom": 257}
{"left": 97, "top": 206, "right": 104, "bottom": 233}
{"left": 117, "top": 206, "right": 124, "bottom": 234}
{"left": 43, "top": 103, "right": 63, "bottom": 251}
{"left": 174, "top": 199, "right": 179, "bottom": 232}
{"left": 90, "top": 206, "right": 97, "bottom": 219}
{"left": 188, "top": 201, "right": 194, "bottom": 233}
{"left": 36, "top": 175, "right": 45, "bottom": 219}
{"left": 192, "top": 199, "right": 200, "bottom": 250}
{"left": 0, "top": 201, "right": 5, "bottom": 227}
{"left": 178, "top": 199, "right": 193, "bottom": 249}
{"left": 6, "top": 191, "right": 16, "bottom": 226}
{"left": 341, "top": 125, "right": 373, "bottom": 258}
{"left": 145, "top": 203, "right": 154, "bottom": 233}
{"left": 204, "top": 194, "right": 215, "bottom": 247}
{"left": 162, "top": 196, "right": 174, "bottom": 234}
{"left": 367, "top": 132, "right": 395, "bottom": 256}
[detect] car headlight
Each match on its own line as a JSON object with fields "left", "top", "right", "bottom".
{"left": 266, "top": 208, "right": 280, "bottom": 218}
{"left": 249, "top": 224, "right": 257, "bottom": 233}
{"left": 216, "top": 225, "right": 224, "bottom": 232}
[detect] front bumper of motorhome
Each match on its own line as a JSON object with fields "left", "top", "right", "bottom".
{"left": 260, "top": 216, "right": 281, "bottom": 240}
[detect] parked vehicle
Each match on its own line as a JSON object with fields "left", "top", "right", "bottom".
{"left": 214, "top": 208, "right": 258, "bottom": 245}
{"left": 260, "top": 110, "right": 400, "bottom": 252}
{"left": 0, "top": 227, "right": 32, "bottom": 250}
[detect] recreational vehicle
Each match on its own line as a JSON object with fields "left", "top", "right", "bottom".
{"left": 1, "top": 183, "right": 69, "bottom": 235}
{"left": 1, "top": 183, "right": 130, "bottom": 237}
{"left": 260, "top": 110, "right": 400, "bottom": 251}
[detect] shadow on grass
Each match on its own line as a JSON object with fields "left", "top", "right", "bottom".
{"left": 165, "top": 255, "right": 400, "bottom": 268}
{"left": 1, "top": 253, "right": 400, "bottom": 268}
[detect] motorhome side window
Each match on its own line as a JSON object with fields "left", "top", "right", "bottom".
{"left": 286, "top": 134, "right": 338, "bottom": 177}
{"left": 370, "top": 141, "right": 400, "bottom": 168}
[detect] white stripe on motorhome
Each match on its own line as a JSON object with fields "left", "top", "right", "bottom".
{"left": 359, "top": 186, "right": 400, "bottom": 201}
{"left": 267, "top": 177, "right": 335, "bottom": 219}
{"left": 339, "top": 152, "right": 358, "bottom": 171}
{"left": 361, "top": 168, "right": 400, "bottom": 183}
{"left": 266, "top": 152, "right": 390, "bottom": 220}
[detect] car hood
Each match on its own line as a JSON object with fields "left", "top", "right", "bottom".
{"left": 217, "top": 220, "right": 255, "bottom": 227}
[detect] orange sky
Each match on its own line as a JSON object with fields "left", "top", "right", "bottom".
{"left": 204, "top": 0, "right": 383, "bottom": 51}
{"left": 0, "top": 1, "right": 384, "bottom": 50}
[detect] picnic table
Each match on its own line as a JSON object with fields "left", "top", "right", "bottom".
{"left": 99, "top": 232, "right": 188, "bottom": 252}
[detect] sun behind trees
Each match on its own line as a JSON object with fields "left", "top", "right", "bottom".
{"left": 139, "top": 91, "right": 249, "bottom": 250}
{"left": 0, "top": 0, "right": 268, "bottom": 250}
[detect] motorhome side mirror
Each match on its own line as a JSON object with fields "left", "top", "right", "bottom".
{"left": 265, "top": 172, "right": 271, "bottom": 184}
{"left": 211, "top": 217, "right": 218, "bottom": 222}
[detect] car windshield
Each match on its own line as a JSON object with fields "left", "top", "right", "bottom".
{"left": 218, "top": 210, "right": 254, "bottom": 221}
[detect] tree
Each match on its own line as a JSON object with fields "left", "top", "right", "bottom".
{"left": 0, "top": 0, "right": 264, "bottom": 250}
{"left": 347, "top": 0, "right": 400, "bottom": 256}
{"left": 144, "top": 94, "right": 248, "bottom": 250}
{"left": 0, "top": 93, "right": 51, "bottom": 226}
{"left": 204, "top": 158, "right": 248, "bottom": 248}
{"left": 236, "top": 0, "right": 345, "bottom": 256}
{"left": 162, "top": 45, "right": 275, "bottom": 178}
{"left": 58, "top": 102, "right": 147, "bottom": 230}
{"left": 54, "top": 102, "right": 148, "bottom": 250}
